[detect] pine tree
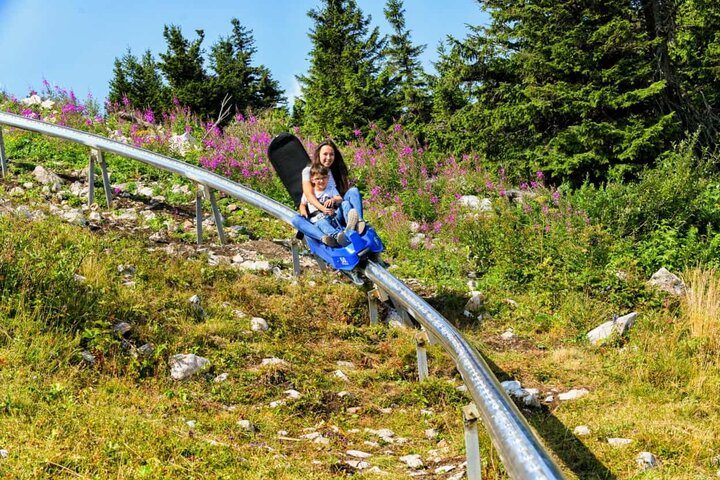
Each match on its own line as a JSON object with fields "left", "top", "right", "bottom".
{"left": 383, "top": 0, "right": 430, "bottom": 125}
{"left": 209, "top": 18, "right": 285, "bottom": 115}
{"left": 297, "top": 0, "right": 393, "bottom": 139}
{"left": 430, "top": 0, "right": 681, "bottom": 184}
{"left": 157, "top": 25, "right": 211, "bottom": 117}
{"left": 108, "top": 49, "right": 168, "bottom": 112}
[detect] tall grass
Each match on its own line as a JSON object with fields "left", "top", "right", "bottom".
{"left": 682, "top": 268, "right": 720, "bottom": 348}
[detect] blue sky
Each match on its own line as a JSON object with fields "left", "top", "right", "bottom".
{"left": 0, "top": 0, "right": 487, "bottom": 107}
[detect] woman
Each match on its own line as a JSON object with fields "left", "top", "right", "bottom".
{"left": 291, "top": 139, "right": 367, "bottom": 245}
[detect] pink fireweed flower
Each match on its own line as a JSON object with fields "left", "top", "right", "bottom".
{"left": 353, "top": 128, "right": 363, "bottom": 138}
{"left": 552, "top": 191, "right": 561, "bottom": 203}
{"left": 430, "top": 195, "right": 439, "bottom": 205}
{"left": 542, "top": 205, "right": 549, "bottom": 215}
{"left": 499, "top": 189, "right": 507, "bottom": 197}
{"left": 393, "top": 124, "right": 402, "bottom": 133}
{"left": 400, "top": 146, "right": 413, "bottom": 157}
{"left": 370, "top": 186, "right": 381, "bottom": 198}
{"left": 530, "top": 181, "right": 538, "bottom": 189}
{"left": 485, "top": 180, "right": 494, "bottom": 190}
{"left": 536, "top": 171, "right": 545, "bottom": 179}
{"left": 520, "top": 182, "right": 529, "bottom": 190}
{"left": 143, "top": 109, "right": 155, "bottom": 124}
{"left": 122, "top": 96, "right": 130, "bottom": 106}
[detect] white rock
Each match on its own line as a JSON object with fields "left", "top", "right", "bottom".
{"left": 268, "top": 399, "right": 286, "bottom": 408}
{"left": 186, "top": 420, "right": 196, "bottom": 428}
{"left": 261, "top": 357, "right": 290, "bottom": 367}
{"left": 169, "top": 354, "right": 210, "bottom": 380}
{"left": 284, "top": 389, "right": 301, "bottom": 399}
{"left": 21, "top": 94, "right": 42, "bottom": 106}
{"left": 399, "top": 454, "right": 424, "bottom": 469}
{"left": 573, "top": 425, "right": 591, "bottom": 436}
{"left": 334, "top": 370, "right": 350, "bottom": 382}
{"left": 213, "top": 372, "right": 229, "bottom": 383}
{"left": 236, "top": 260, "right": 271, "bottom": 272}
{"left": 300, "top": 431, "right": 321, "bottom": 440}
{"left": 347, "top": 450, "right": 372, "bottom": 458}
{"left": 237, "top": 419, "right": 255, "bottom": 431}
{"left": 636, "top": 451, "right": 659, "bottom": 470}
{"left": 501, "top": 380, "right": 523, "bottom": 396}
{"left": 587, "top": 312, "right": 638, "bottom": 345}
{"left": 346, "top": 460, "right": 370, "bottom": 470}
{"left": 607, "top": 437, "right": 633, "bottom": 446}
{"left": 558, "top": 388, "right": 589, "bottom": 401}
{"left": 464, "top": 291, "right": 485, "bottom": 313}
{"left": 250, "top": 317, "right": 269, "bottom": 331}
{"left": 425, "top": 428, "right": 438, "bottom": 439}
{"left": 0, "top": 449, "right": 7, "bottom": 459}
{"left": 435, "top": 465, "right": 456, "bottom": 474}
{"left": 458, "top": 195, "right": 493, "bottom": 212}
{"left": 336, "top": 361, "right": 355, "bottom": 369}
{"left": 648, "top": 267, "right": 686, "bottom": 296}
{"left": 500, "top": 329, "right": 515, "bottom": 340}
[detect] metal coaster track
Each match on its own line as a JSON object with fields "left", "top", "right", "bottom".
{"left": 0, "top": 111, "right": 565, "bottom": 479}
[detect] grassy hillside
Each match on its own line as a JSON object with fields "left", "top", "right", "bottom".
{"left": 1, "top": 90, "right": 720, "bottom": 478}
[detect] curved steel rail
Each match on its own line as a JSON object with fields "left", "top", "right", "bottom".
{"left": 0, "top": 112, "right": 565, "bottom": 479}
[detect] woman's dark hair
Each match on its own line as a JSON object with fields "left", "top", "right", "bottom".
{"left": 312, "top": 139, "right": 350, "bottom": 195}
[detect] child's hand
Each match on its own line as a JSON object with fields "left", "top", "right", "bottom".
{"left": 323, "top": 198, "right": 335, "bottom": 208}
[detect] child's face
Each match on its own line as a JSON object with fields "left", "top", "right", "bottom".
{"left": 311, "top": 175, "right": 329, "bottom": 189}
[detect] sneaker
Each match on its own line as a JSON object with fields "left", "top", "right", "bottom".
{"left": 336, "top": 231, "right": 350, "bottom": 246}
{"left": 345, "top": 209, "right": 358, "bottom": 234}
{"left": 321, "top": 234, "right": 339, "bottom": 247}
{"left": 356, "top": 219, "right": 367, "bottom": 235}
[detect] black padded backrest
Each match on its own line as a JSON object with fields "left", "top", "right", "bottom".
{"left": 267, "top": 133, "right": 311, "bottom": 208}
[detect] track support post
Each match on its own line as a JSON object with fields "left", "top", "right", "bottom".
{"left": 290, "top": 239, "right": 301, "bottom": 276}
{"left": 88, "top": 149, "right": 96, "bottom": 206}
{"left": 203, "top": 185, "right": 226, "bottom": 245}
{"left": 415, "top": 332, "right": 429, "bottom": 381}
{"left": 95, "top": 149, "right": 113, "bottom": 208}
{"left": 0, "top": 127, "right": 8, "bottom": 177}
{"left": 463, "top": 402, "right": 483, "bottom": 480}
{"left": 195, "top": 185, "right": 204, "bottom": 245}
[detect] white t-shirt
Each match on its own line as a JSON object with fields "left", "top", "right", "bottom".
{"left": 302, "top": 166, "right": 337, "bottom": 190}
{"left": 301, "top": 184, "right": 340, "bottom": 222}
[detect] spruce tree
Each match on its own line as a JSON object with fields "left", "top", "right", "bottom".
{"left": 297, "top": 0, "right": 393, "bottom": 139}
{"left": 158, "top": 25, "right": 211, "bottom": 117}
{"left": 430, "top": 0, "right": 681, "bottom": 184}
{"left": 108, "top": 49, "right": 168, "bottom": 112}
{"left": 383, "top": 0, "right": 430, "bottom": 126}
{"left": 209, "top": 18, "right": 285, "bottom": 115}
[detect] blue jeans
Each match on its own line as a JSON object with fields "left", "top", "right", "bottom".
{"left": 338, "top": 187, "right": 363, "bottom": 224}
{"left": 291, "top": 188, "right": 365, "bottom": 240}
{"left": 315, "top": 214, "right": 342, "bottom": 236}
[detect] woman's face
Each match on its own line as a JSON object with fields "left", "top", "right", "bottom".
{"left": 318, "top": 145, "right": 335, "bottom": 168}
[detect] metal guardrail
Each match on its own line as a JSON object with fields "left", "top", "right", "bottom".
{"left": 0, "top": 111, "right": 565, "bottom": 479}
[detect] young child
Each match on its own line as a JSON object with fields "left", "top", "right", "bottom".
{"left": 299, "top": 165, "right": 357, "bottom": 247}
